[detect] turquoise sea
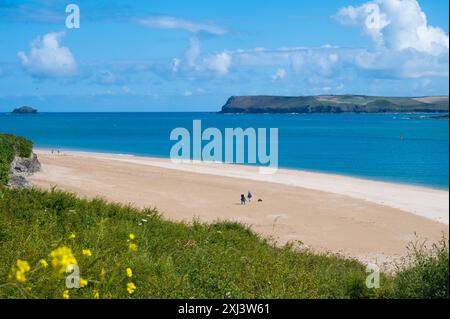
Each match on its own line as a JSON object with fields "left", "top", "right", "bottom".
{"left": 0, "top": 112, "right": 448, "bottom": 189}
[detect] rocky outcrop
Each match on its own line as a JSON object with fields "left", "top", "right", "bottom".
{"left": 7, "top": 153, "right": 41, "bottom": 188}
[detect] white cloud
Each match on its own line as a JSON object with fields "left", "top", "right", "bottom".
{"left": 185, "top": 38, "right": 201, "bottom": 68}
{"left": 18, "top": 31, "right": 77, "bottom": 77}
{"left": 272, "top": 68, "right": 287, "bottom": 81}
{"left": 232, "top": 47, "right": 342, "bottom": 78}
{"left": 174, "top": 38, "right": 231, "bottom": 75}
{"left": 317, "top": 53, "right": 339, "bottom": 76}
{"left": 203, "top": 52, "right": 231, "bottom": 75}
{"left": 335, "top": 0, "right": 449, "bottom": 55}
{"left": 352, "top": 48, "right": 449, "bottom": 78}
{"left": 135, "top": 16, "right": 227, "bottom": 35}
{"left": 229, "top": 39, "right": 447, "bottom": 80}
{"left": 290, "top": 52, "right": 304, "bottom": 72}
{"left": 332, "top": 0, "right": 449, "bottom": 79}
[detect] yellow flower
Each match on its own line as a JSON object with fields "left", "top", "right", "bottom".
{"left": 79, "top": 278, "right": 88, "bottom": 288}
{"left": 128, "top": 243, "right": 137, "bottom": 252}
{"left": 49, "top": 246, "right": 77, "bottom": 274}
{"left": 93, "top": 290, "right": 100, "bottom": 299}
{"left": 129, "top": 233, "right": 136, "bottom": 240}
{"left": 127, "top": 282, "right": 136, "bottom": 295}
{"left": 39, "top": 259, "right": 49, "bottom": 268}
{"left": 126, "top": 267, "right": 133, "bottom": 278}
{"left": 63, "top": 290, "right": 70, "bottom": 299}
{"left": 82, "top": 249, "right": 92, "bottom": 257}
{"left": 15, "top": 270, "right": 27, "bottom": 283}
{"left": 16, "top": 259, "right": 31, "bottom": 273}
{"left": 13, "top": 259, "right": 30, "bottom": 283}
{"left": 68, "top": 233, "right": 76, "bottom": 240}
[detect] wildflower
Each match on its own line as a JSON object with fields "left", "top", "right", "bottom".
{"left": 93, "top": 289, "right": 100, "bottom": 299}
{"left": 49, "top": 246, "right": 77, "bottom": 274}
{"left": 68, "top": 233, "right": 76, "bottom": 240}
{"left": 129, "top": 233, "right": 136, "bottom": 240}
{"left": 129, "top": 243, "right": 137, "bottom": 252}
{"left": 16, "top": 259, "right": 31, "bottom": 273}
{"left": 13, "top": 259, "right": 30, "bottom": 283}
{"left": 63, "top": 290, "right": 70, "bottom": 299}
{"left": 127, "top": 282, "right": 136, "bottom": 295}
{"left": 15, "top": 270, "right": 27, "bottom": 283}
{"left": 82, "top": 249, "right": 92, "bottom": 257}
{"left": 126, "top": 267, "right": 133, "bottom": 278}
{"left": 39, "top": 259, "right": 49, "bottom": 269}
{"left": 80, "top": 278, "right": 88, "bottom": 288}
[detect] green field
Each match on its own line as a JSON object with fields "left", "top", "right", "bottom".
{"left": 0, "top": 133, "right": 448, "bottom": 299}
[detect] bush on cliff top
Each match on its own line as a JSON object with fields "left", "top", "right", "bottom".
{"left": 0, "top": 133, "right": 33, "bottom": 184}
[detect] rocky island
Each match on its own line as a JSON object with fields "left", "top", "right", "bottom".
{"left": 11, "top": 106, "right": 38, "bottom": 114}
{"left": 219, "top": 95, "right": 449, "bottom": 114}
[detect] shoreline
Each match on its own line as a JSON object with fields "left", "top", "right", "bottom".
{"left": 36, "top": 146, "right": 448, "bottom": 191}
{"left": 35, "top": 147, "right": 449, "bottom": 225}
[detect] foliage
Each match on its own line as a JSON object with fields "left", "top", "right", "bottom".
{"left": 0, "top": 133, "right": 33, "bottom": 184}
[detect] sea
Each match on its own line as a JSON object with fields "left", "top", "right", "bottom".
{"left": 0, "top": 112, "right": 448, "bottom": 189}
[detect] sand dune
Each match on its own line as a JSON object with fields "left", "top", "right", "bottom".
{"left": 30, "top": 149, "right": 449, "bottom": 266}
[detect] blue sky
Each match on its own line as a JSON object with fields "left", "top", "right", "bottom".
{"left": 0, "top": 0, "right": 448, "bottom": 111}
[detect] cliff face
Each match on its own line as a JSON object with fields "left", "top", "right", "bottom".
{"left": 8, "top": 153, "right": 41, "bottom": 188}
{"left": 219, "top": 95, "right": 450, "bottom": 114}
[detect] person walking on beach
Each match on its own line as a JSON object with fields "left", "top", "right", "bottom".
{"left": 247, "top": 191, "right": 252, "bottom": 203}
{"left": 241, "top": 194, "right": 246, "bottom": 205}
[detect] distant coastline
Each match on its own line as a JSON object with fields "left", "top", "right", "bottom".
{"left": 219, "top": 95, "right": 449, "bottom": 114}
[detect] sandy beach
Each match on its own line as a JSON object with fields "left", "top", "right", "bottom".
{"left": 30, "top": 149, "right": 449, "bottom": 265}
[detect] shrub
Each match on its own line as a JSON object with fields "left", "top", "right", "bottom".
{"left": 0, "top": 133, "right": 33, "bottom": 185}
{"left": 389, "top": 238, "right": 449, "bottom": 299}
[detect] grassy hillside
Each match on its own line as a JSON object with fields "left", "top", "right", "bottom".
{"left": 0, "top": 133, "right": 33, "bottom": 184}
{"left": 0, "top": 187, "right": 447, "bottom": 299}
{"left": 220, "top": 95, "right": 450, "bottom": 113}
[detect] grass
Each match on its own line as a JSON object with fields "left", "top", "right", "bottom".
{"left": 0, "top": 187, "right": 448, "bottom": 299}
